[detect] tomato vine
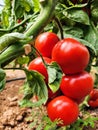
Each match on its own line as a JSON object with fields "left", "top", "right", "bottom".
{"left": 0, "top": 0, "right": 98, "bottom": 129}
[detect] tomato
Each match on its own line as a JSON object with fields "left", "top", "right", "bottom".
{"left": 52, "top": 38, "right": 90, "bottom": 74}
{"left": 47, "top": 96, "right": 79, "bottom": 126}
{"left": 28, "top": 57, "right": 51, "bottom": 83}
{"left": 60, "top": 71, "right": 94, "bottom": 100}
{"left": 88, "top": 99, "right": 98, "bottom": 108}
{"left": 88, "top": 89, "right": 98, "bottom": 108}
{"left": 17, "top": 19, "right": 22, "bottom": 23}
{"left": 35, "top": 32, "right": 60, "bottom": 58}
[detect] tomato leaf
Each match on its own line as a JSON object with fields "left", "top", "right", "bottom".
{"left": 63, "top": 9, "right": 90, "bottom": 25}
{"left": 19, "top": 69, "right": 48, "bottom": 107}
{"left": 0, "top": 32, "right": 32, "bottom": 52}
{"left": 32, "top": 0, "right": 40, "bottom": 12}
{"left": 47, "top": 62, "right": 63, "bottom": 93}
{"left": 1, "top": 0, "right": 11, "bottom": 28}
{"left": 64, "top": 26, "right": 84, "bottom": 39}
{"left": 76, "top": 38, "right": 97, "bottom": 55}
{"left": 0, "top": 68, "right": 6, "bottom": 92}
{"left": 17, "top": 56, "right": 30, "bottom": 65}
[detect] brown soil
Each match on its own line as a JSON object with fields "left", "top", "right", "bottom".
{"left": 0, "top": 70, "right": 98, "bottom": 130}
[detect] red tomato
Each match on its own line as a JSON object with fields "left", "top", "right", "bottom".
{"left": 52, "top": 38, "right": 90, "bottom": 74}
{"left": 28, "top": 57, "right": 51, "bottom": 83}
{"left": 35, "top": 32, "right": 60, "bottom": 58}
{"left": 88, "top": 99, "right": 98, "bottom": 108}
{"left": 88, "top": 89, "right": 98, "bottom": 108}
{"left": 17, "top": 19, "right": 22, "bottom": 23}
{"left": 89, "top": 89, "right": 98, "bottom": 100}
{"left": 47, "top": 96, "right": 79, "bottom": 126}
{"left": 60, "top": 71, "right": 94, "bottom": 100}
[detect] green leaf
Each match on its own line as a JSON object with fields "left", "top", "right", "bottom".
{"left": 63, "top": 9, "right": 90, "bottom": 25}
{"left": 64, "top": 26, "right": 84, "bottom": 39}
{"left": 12, "top": 0, "right": 24, "bottom": 18}
{"left": 19, "top": 69, "right": 48, "bottom": 107}
{"left": 47, "top": 62, "right": 63, "bottom": 93}
{"left": 17, "top": 56, "right": 30, "bottom": 65}
{"left": 0, "top": 68, "right": 6, "bottom": 92}
{"left": 83, "top": 22, "right": 98, "bottom": 55}
{"left": 91, "top": 0, "right": 98, "bottom": 21}
{"left": 20, "top": 0, "right": 31, "bottom": 12}
{"left": 1, "top": 10, "right": 9, "bottom": 28}
{"left": 83, "top": 23, "right": 97, "bottom": 45}
{"left": 32, "top": 0, "right": 40, "bottom": 12}
{"left": 0, "top": 32, "right": 32, "bottom": 52}
{"left": 76, "top": 38, "right": 97, "bottom": 55}
{"left": 1, "top": 0, "right": 11, "bottom": 28}
{"left": 63, "top": 33, "right": 97, "bottom": 56}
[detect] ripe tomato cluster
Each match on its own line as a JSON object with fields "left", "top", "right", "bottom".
{"left": 28, "top": 32, "right": 94, "bottom": 126}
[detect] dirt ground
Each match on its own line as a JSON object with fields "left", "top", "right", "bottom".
{"left": 0, "top": 70, "right": 98, "bottom": 130}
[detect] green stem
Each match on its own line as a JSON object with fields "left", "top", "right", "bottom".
{"left": 54, "top": 16, "right": 64, "bottom": 39}
{"left": 0, "top": 0, "right": 57, "bottom": 67}
{"left": 0, "top": 43, "right": 25, "bottom": 67}
{"left": 0, "top": 15, "right": 32, "bottom": 32}
{"left": 32, "top": 45, "right": 47, "bottom": 66}
{"left": 25, "top": 0, "right": 58, "bottom": 38}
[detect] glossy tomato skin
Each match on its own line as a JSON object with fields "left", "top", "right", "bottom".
{"left": 88, "top": 89, "right": 98, "bottom": 108}
{"left": 88, "top": 100, "right": 98, "bottom": 108}
{"left": 35, "top": 32, "right": 60, "bottom": 58}
{"left": 52, "top": 38, "right": 90, "bottom": 74}
{"left": 28, "top": 57, "right": 51, "bottom": 83}
{"left": 47, "top": 96, "right": 79, "bottom": 126}
{"left": 60, "top": 71, "right": 94, "bottom": 100}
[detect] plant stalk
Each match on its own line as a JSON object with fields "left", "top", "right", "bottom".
{"left": 0, "top": 0, "right": 58, "bottom": 67}
{"left": 25, "top": 0, "right": 58, "bottom": 38}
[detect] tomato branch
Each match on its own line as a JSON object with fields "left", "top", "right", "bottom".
{"left": 25, "top": 0, "right": 58, "bottom": 38}
{"left": 0, "top": 0, "right": 58, "bottom": 67}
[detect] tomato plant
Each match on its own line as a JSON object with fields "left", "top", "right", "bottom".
{"left": 47, "top": 95, "right": 79, "bottom": 126}
{"left": 0, "top": 0, "right": 98, "bottom": 129}
{"left": 60, "top": 71, "right": 94, "bottom": 100}
{"left": 28, "top": 57, "right": 52, "bottom": 83}
{"left": 35, "top": 32, "right": 60, "bottom": 58}
{"left": 52, "top": 38, "right": 90, "bottom": 74}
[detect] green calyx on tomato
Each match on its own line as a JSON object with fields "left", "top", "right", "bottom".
{"left": 35, "top": 32, "right": 60, "bottom": 58}
{"left": 52, "top": 38, "right": 90, "bottom": 74}
{"left": 47, "top": 95, "right": 79, "bottom": 126}
{"left": 60, "top": 71, "right": 94, "bottom": 101}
